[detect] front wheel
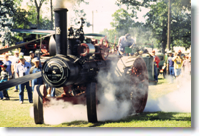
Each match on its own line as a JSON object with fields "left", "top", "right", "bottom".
{"left": 33, "top": 85, "right": 45, "bottom": 124}
{"left": 86, "top": 82, "right": 98, "bottom": 123}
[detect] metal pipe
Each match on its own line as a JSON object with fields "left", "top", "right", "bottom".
{"left": 54, "top": 8, "right": 68, "bottom": 56}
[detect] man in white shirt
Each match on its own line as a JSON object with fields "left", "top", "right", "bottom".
{"left": 16, "top": 53, "right": 32, "bottom": 104}
{"left": 11, "top": 50, "right": 19, "bottom": 92}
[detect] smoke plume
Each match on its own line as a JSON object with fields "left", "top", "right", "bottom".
{"left": 52, "top": 0, "right": 84, "bottom": 10}
{"left": 52, "top": 0, "right": 85, "bottom": 27}
{"left": 53, "top": 0, "right": 77, "bottom": 9}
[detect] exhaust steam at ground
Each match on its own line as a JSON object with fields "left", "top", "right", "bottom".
{"left": 30, "top": 57, "right": 148, "bottom": 125}
{"left": 30, "top": 59, "right": 191, "bottom": 125}
{"left": 144, "top": 72, "right": 191, "bottom": 113}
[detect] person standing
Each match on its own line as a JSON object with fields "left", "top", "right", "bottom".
{"left": 172, "top": 50, "right": 184, "bottom": 78}
{"left": 0, "top": 64, "right": 10, "bottom": 100}
{"left": 3, "top": 53, "right": 12, "bottom": 81}
{"left": 151, "top": 50, "right": 160, "bottom": 82}
{"left": 0, "top": 60, "right": 3, "bottom": 73}
{"left": 11, "top": 50, "right": 20, "bottom": 92}
{"left": 117, "top": 33, "right": 135, "bottom": 56}
{"left": 29, "top": 58, "right": 43, "bottom": 91}
{"left": 28, "top": 51, "right": 41, "bottom": 67}
{"left": 182, "top": 53, "right": 191, "bottom": 75}
{"left": 16, "top": 53, "right": 32, "bottom": 104}
{"left": 167, "top": 51, "right": 175, "bottom": 79}
{"left": 28, "top": 51, "right": 35, "bottom": 66}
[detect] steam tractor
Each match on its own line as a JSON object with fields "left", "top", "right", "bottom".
{"left": 0, "top": 8, "right": 149, "bottom": 124}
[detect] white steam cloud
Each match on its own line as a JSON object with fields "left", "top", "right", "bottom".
{"left": 144, "top": 72, "right": 191, "bottom": 113}
{"left": 52, "top": 0, "right": 84, "bottom": 27}
{"left": 30, "top": 100, "right": 88, "bottom": 125}
{"left": 30, "top": 56, "right": 149, "bottom": 125}
{"left": 30, "top": 56, "right": 191, "bottom": 125}
{"left": 53, "top": 0, "right": 79, "bottom": 9}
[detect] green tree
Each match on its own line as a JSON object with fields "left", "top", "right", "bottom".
{"left": 32, "top": 0, "right": 47, "bottom": 29}
{"left": 10, "top": 3, "right": 44, "bottom": 43}
{"left": 99, "top": 28, "right": 118, "bottom": 44}
{"left": 0, "top": 0, "right": 19, "bottom": 46}
{"left": 25, "top": 3, "right": 52, "bottom": 29}
{"left": 110, "top": 8, "right": 135, "bottom": 36}
{"left": 70, "top": 1, "right": 89, "bottom": 27}
{"left": 144, "top": 1, "right": 191, "bottom": 52}
{"left": 108, "top": 8, "right": 156, "bottom": 47}
{"left": 144, "top": 1, "right": 168, "bottom": 52}
{"left": 116, "top": 0, "right": 191, "bottom": 11}
{"left": 170, "top": 11, "right": 191, "bottom": 49}
{"left": 116, "top": 0, "right": 191, "bottom": 52}
{"left": 11, "top": 7, "right": 32, "bottom": 43}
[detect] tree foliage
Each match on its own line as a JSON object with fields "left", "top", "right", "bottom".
{"left": 110, "top": 8, "right": 135, "bottom": 36}
{"left": 11, "top": 7, "right": 32, "bottom": 44}
{"left": 10, "top": 1, "right": 52, "bottom": 44}
{"left": 69, "top": 1, "right": 89, "bottom": 27}
{"left": 144, "top": 1, "right": 168, "bottom": 51}
{"left": 114, "top": 0, "right": 191, "bottom": 51}
{"left": 0, "top": 0, "right": 17, "bottom": 46}
{"left": 116, "top": 0, "right": 191, "bottom": 10}
{"left": 144, "top": 0, "right": 191, "bottom": 50}
{"left": 0, "top": 0, "right": 90, "bottom": 47}
{"left": 99, "top": 28, "right": 118, "bottom": 44}
{"left": 31, "top": 0, "right": 47, "bottom": 29}
{"left": 0, "top": 0, "right": 52, "bottom": 46}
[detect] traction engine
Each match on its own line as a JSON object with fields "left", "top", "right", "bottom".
{"left": 33, "top": 8, "right": 148, "bottom": 124}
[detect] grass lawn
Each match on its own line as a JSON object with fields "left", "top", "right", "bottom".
{"left": 0, "top": 75, "right": 191, "bottom": 127}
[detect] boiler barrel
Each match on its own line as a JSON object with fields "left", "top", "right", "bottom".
{"left": 42, "top": 56, "right": 111, "bottom": 88}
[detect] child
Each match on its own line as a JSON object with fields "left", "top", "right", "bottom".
{"left": 0, "top": 64, "right": 10, "bottom": 100}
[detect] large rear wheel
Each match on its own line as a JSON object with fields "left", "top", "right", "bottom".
{"left": 86, "top": 82, "right": 98, "bottom": 123}
{"left": 33, "top": 85, "right": 44, "bottom": 124}
{"left": 130, "top": 57, "right": 148, "bottom": 113}
{"left": 116, "top": 56, "right": 148, "bottom": 114}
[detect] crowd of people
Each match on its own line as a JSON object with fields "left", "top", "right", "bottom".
{"left": 167, "top": 49, "right": 191, "bottom": 81}
{"left": 0, "top": 36, "right": 191, "bottom": 101}
{"left": 0, "top": 50, "right": 55, "bottom": 103}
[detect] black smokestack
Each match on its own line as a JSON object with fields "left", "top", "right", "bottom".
{"left": 54, "top": 8, "right": 68, "bottom": 56}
